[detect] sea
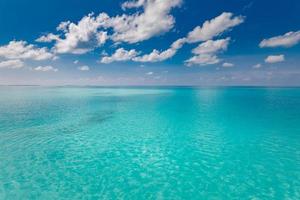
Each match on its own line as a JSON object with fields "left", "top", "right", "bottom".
{"left": 0, "top": 86, "right": 299, "bottom": 199}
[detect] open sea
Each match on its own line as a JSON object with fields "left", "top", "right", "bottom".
{"left": 0, "top": 86, "right": 299, "bottom": 199}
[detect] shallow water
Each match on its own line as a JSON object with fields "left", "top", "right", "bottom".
{"left": 0, "top": 86, "right": 299, "bottom": 199}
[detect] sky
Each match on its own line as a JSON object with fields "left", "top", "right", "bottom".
{"left": 0, "top": 0, "right": 300, "bottom": 86}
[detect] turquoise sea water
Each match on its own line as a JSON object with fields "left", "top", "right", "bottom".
{"left": 0, "top": 86, "right": 299, "bottom": 199}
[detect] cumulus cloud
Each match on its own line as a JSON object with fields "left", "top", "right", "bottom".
{"left": 133, "top": 38, "right": 186, "bottom": 62}
{"left": 101, "top": 38, "right": 186, "bottom": 63}
{"left": 185, "top": 54, "right": 220, "bottom": 66}
{"left": 100, "top": 48, "right": 139, "bottom": 63}
{"left": 54, "top": 14, "right": 108, "bottom": 54}
{"left": 35, "top": 3, "right": 242, "bottom": 67}
{"left": 36, "top": 33, "right": 60, "bottom": 43}
{"left": 38, "top": 0, "right": 181, "bottom": 55}
{"left": 259, "top": 31, "right": 300, "bottom": 48}
{"left": 183, "top": 13, "right": 243, "bottom": 66}
{"left": 78, "top": 65, "right": 90, "bottom": 71}
{"left": 122, "top": 0, "right": 146, "bottom": 9}
{"left": 186, "top": 12, "right": 244, "bottom": 43}
{"left": 106, "top": 0, "right": 182, "bottom": 43}
{"left": 37, "top": 13, "right": 109, "bottom": 54}
{"left": 265, "top": 55, "right": 285, "bottom": 63}
{"left": 185, "top": 38, "right": 230, "bottom": 66}
{"left": 35, "top": 6, "right": 242, "bottom": 66}
{"left": 131, "top": 12, "right": 240, "bottom": 63}
{"left": 222, "top": 62, "right": 234, "bottom": 67}
{"left": 0, "top": 59, "right": 24, "bottom": 69}
{"left": 34, "top": 65, "right": 58, "bottom": 72}
{"left": 133, "top": 49, "right": 175, "bottom": 62}
{"left": 0, "top": 41, "right": 55, "bottom": 60}
{"left": 127, "top": 12, "right": 241, "bottom": 64}
{"left": 192, "top": 38, "right": 230, "bottom": 54}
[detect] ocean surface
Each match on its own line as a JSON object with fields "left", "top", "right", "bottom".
{"left": 0, "top": 86, "right": 299, "bottom": 199}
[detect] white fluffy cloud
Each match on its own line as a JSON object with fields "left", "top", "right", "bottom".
{"left": 34, "top": 65, "right": 58, "bottom": 72}
{"left": 38, "top": 0, "right": 181, "bottom": 55}
{"left": 33, "top": 5, "right": 243, "bottom": 66}
{"left": 183, "top": 13, "right": 243, "bottom": 66}
{"left": 186, "top": 12, "right": 244, "bottom": 43}
{"left": 122, "top": 0, "right": 146, "bottom": 9}
{"left": 101, "top": 38, "right": 186, "bottom": 63}
{"left": 106, "top": 0, "right": 182, "bottom": 43}
{"left": 185, "top": 54, "right": 220, "bottom": 66}
{"left": 132, "top": 13, "right": 241, "bottom": 64}
{"left": 265, "top": 55, "right": 285, "bottom": 63}
{"left": 185, "top": 38, "right": 230, "bottom": 66}
{"left": 54, "top": 14, "right": 108, "bottom": 54}
{"left": 0, "top": 41, "right": 55, "bottom": 60}
{"left": 259, "top": 31, "right": 300, "bottom": 48}
{"left": 133, "top": 49, "right": 175, "bottom": 62}
{"left": 78, "top": 65, "right": 90, "bottom": 71}
{"left": 131, "top": 12, "right": 242, "bottom": 64}
{"left": 36, "top": 33, "right": 60, "bottom": 43}
{"left": 35, "top": 3, "right": 242, "bottom": 67}
{"left": 133, "top": 38, "right": 186, "bottom": 62}
{"left": 192, "top": 38, "right": 230, "bottom": 54}
{"left": 222, "top": 62, "right": 234, "bottom": 67}
{"left": 100, "top": 48, "right": 139, "bottom": 63}
{"left": 37, "top": 13, "right": 109, "bottom": 54}
{"left": 0, "top": 59, "right": 24, "bottom": 69}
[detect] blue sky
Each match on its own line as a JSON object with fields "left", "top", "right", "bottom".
{"left": 0, "top": 0, "right": 300, "bottom": 86}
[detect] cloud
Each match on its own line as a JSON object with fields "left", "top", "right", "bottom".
{"left": 222, "top": 62, "right": 234, "bottom": 67}
{"left": 100, "top": 48, "right": 139, "bottom": 63}
{"left": 259, "top": 31, "right": 300, "bottom": 48}
{"left": 133, "top": 49, "right": 174, "bottom": 62}
{"left": 106, "top": 0, "right": 182, "bottom": 43}
{"left": 40, "top": 0, "right": 181, "bottom": 54}
{"left": 252, "top": 63, "right": 262, "bottom": 68}
{"left": 192, "top": 38, "right": 230, "bottom": 54}
{"left": 38, "top": 13, "right": 109, "bottom": 54}
{"left": 146, "top": 71, "right": 153, "bottom": 75}
{"left": 133, "top": 38, "right": 186, "bottom": 62}
{"left": 0, "top": 59, "right": 24, "bottom": 69}
{"left": 183, "top": 13, "right": 243, "bottom": 66}
{"left": 121, "top": 0, "right": 146, "bottom": 9}
{"left": 265, "top": 55, "right": 285, "bottom": 63}
{"left": 34, "top": 65, "right": 58, "bottom": 72}
{"left": 74, "top": 60, "right": 79, "bottom": 64}
{"left": 186, "top": 12, "right": 244, "bottom": 43}
{"left": 185, "top": 54, "right": 220, "bottom": 66}
{"left": 118, "top": 11, "right": 241, "bottom": 64}
{"left": 36, "top": 33, "right": 60, "bottom": 42}
{"left": 132, "top": 12, "right": 242, "bottom": 63}
{"left": 102, "top": 38, "right": 186, "bottom": 63}
{"left": 185, "top": 38, "right": 230, "bottom": 66}
{"left": 54, "top": 14, "right": 108, "bottom": 54}
{"left": 0, "top": 41, "right": 55, "bottom": 60}
{"left": 78, "top": 65, "right": 90, "bottom": 71}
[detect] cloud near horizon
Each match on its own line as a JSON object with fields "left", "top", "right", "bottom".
{"left": 0, "top": 59, "right": 24, "bottom": 69}
{"left": 265, "top": 55, "right": 285, "bottom": 63}
{"left": 0, "top": 41, "right": 55, "bottom": 61}
{"left": 259, "top": 31, "right": 300, "bottom": 48}
{"left": 34, "top": 65, "right": 58, "bottom": 72}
